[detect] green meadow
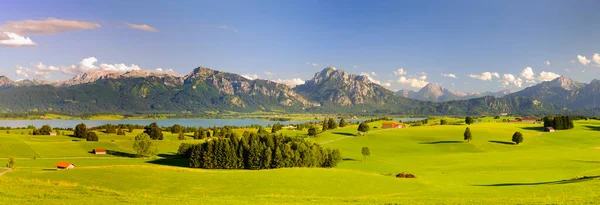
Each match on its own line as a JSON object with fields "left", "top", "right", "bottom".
{"left": 1, "top": 119, "right": 600, "bottom": 204}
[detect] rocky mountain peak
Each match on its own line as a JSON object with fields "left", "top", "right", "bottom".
{"left": 0, "top": 76, "right": 16, "bottom": 88}
{"left": 547, "top": 75, "right": 583, "bottom": 91}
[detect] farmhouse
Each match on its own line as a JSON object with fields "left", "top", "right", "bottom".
{"left": 382, "top": 122, "right": 405, "bottom": 129}
{"left": 56, "top": 162, "right": 75, "bottom": 170}
{"left": 508, "top": 119, "right": 520, "bottom": 123}
{"left": 49, "top": 132, "right": 57, "bottom": 136}
{"left": 93, "top": 148, "right": 107, "bottom": 155}
{"left": 545, "top": 127, "right": 555, "bottom": 132}
{"left": 520, "top": 118, "right": 537, "bottom": 123}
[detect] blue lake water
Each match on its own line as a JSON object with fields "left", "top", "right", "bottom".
{"left": 0, "top": 118, "right": 425, "bottom": 128}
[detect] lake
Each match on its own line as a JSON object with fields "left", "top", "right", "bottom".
{"left": 0, "top": 118, "right": 425, "bottom": 128}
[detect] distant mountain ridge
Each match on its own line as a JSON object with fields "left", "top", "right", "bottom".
{"left": 396, "top": 83, "right": 511, "bottom": 102}
{"left": 0, "top": 66, "right": 597, "bottom": 115}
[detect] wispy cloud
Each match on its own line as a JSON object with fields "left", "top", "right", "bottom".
{"left": 397, "top": 76, "right": 428, "bottom": 88}
{"left": 593, "top": 53, "right": 600, "bottom": 66}
{"left": 218, "top": 25, "right": 238, "bottom": 33}
{"left": 264, "top": 71, "right": 274, "bottom": 78}
{"left": 126, "top": 23, "right": 158, "bottom": 32}
{"left": 241, "top": 74, "right": 259, "bottom": 80}
{"left": 306, "top": 62, "right": 319, "bottom": 67}
{"left": 0, "top": 18, "right": 100, "bottom": 35}
{"left": 545, "top": 61, "right": 551, "bottom": 66}
{"left": 440, "top": 73, "right": 456, "bottom": 79}
{"left": 539, "top": 71, "right": 560, "bottom": 81}
{"left": 393, "top": 68, "right": 407, "bottom": 75}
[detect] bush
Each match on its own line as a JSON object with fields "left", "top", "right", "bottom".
{"left": 133, "top": 133, "right": 157, "bottom": 157}
{"left": 86, "top": 132, "right": 99, "bottom": 141}
{"left": 396, "top": 172, "right": 416, "bottom": 178}
{"left": 6, "top": 156, "right": 15, "bottom": 168}
{"left": 464, "top": 127, "right": 472, "bottom": 142}
{"left": 144, "top": 122, "right": 163, "bottom": 140}
{"left": 512, "top": 132, "right": 524, "bottom": 145}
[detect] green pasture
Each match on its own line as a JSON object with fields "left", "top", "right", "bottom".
{"left": 0, "top": 119, "right": 599, "bottom": 204}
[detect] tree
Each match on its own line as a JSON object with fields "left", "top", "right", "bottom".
{"left": 361, "top": 147, "right": 371, "bottom": 161}
{"left": 463, "top": 127, "right": 472, "bottom": 142}
{"left": 358, "top": 122, "right": 370, "bottom": 134}
{"left": 144, "top": 122, "right": 163, "bottom": 140}
{"left": 307, "top": 127, "right": 318, "bottom": 137}
{"left": 74, "top": 123, "right": 88, "bottom": 138}
{"left": 6, "top": 156, "right": 15, "bottom": 168}
{"left": 117, "top": 128, "right": 126, "bottom": 136}
{"left": 327, "top": 118, "right": 338, "bottom": 129}
{"left": 465, "top": 116, "right": 474, "bottom": 125}
{"left": 33, "top": 125, "right": 52, "bottom": 135}
{"left": 86, "top": 132, "right": 99, "bottom": 141}
{"left": 440, "top": 119, "right": 447, "bottom": 125}
{"left": 339, "top": 118, "right": 347, "bottom": 127}
{"left": 178, "top": 132, "right": 185, "bottom": 140}
{"left": 133, "top": 133, "right": 156, "bottom": 157}
{"left": 257, "top": 126, "right": 269, "bottom": 135}
{"left": 512, "top": 132, "right": 524, "bottom": 145}
{"left": 322, "top": 119, "right": 328, "bottom": 132}
{"left": 171, "top": 124, "right": 183, "bottom": 134}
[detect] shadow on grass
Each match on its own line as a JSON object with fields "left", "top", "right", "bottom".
{"left": 103, "top": 150, "right": 138, "bottom": 158}
{"left": 41, "top": 168, "right": 57, "bottom": 171}
{"left": 420, "top": 140, "right": 463, "bottom": 144}
{"left": 520, "top": 126, "right": 544, "bottom": 131}
{"left": 572, "top": 159, "right": 600, "bottom": 163}
{"left": 474, "top": 176, "right": 600, "bottom": 187}
{"left": 343, "top": 158, "right": 358, "bottom": 161}
{"left": 147, "top": 153, "right": 189, "bottom": 167}
{"left": 488, "top": 140, "right": 515, "bottom": 145}
{"left": 332, "top": 132, "right": 356, "bottom": 136}
{"left": 584, "top": 125, "right": 600, "bottom": 131}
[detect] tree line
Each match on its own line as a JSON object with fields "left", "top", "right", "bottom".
{"left": 178, "top": 132, "right": 342, "bottom": 170}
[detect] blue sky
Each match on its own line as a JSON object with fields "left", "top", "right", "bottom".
{"left": 1, "top": 0, "right": 599, "bottom": 92}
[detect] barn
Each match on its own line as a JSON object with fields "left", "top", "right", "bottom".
{"left": 49, "top": 132, "right": 57, "bottom": 136}
{"left": 93, "top": 148, "right": 107, "bottom": 155}
{"left": 56, "top": 162, "right": 75, "bottom": 170}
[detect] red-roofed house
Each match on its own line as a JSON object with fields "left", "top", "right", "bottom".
{"left": 382, "top": 122, "right": 406, "bottom": 129}
{"left": 93, "top": 148, "right": 106, "bottom": 155}
{"left": 520, "top": 118, "right": 537, "bottom": 123}
{"left": 56, "top": 162, "right": 75, "bottom": 170}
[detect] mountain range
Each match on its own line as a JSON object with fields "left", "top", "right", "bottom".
{"left": 0, "top": 66, "right": 598, "bottom": 116}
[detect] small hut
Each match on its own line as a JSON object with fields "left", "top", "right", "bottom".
{"left": 92, "top": 148, "right": 106, "bottom": 155}
{"left": 56, "top": 162, "right": 75, "bottom": 170}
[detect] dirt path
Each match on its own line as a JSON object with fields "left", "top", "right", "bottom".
{"left": 0, "top": 168, "right": 13, "bottom": 177}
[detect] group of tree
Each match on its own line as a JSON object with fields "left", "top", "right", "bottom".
{"left": 271, "top": 122, "right": 284, "bottom": 133}
{"left": 74, "top": 123, "right": 98, "bottom": 141}
{"left": 144, "top": 122, "right": 163, "bottom": 140}
{"left": 543, "top": 116, "right": 575, "bottom": 130}
{"left": 32, "top": 125, "right": 52, "bottom": 135}
{"left": 180, "top": 132, "right": 342, "bottom": 170}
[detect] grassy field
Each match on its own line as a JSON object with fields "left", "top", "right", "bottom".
{"left": 1, "top": 119, "right": 599, "bottom": 204}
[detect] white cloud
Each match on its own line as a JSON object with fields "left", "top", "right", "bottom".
{"left": 440, "top": 73, "right": 456, "bottom": 78}
{"left": 264, "top": 71, "right": 274, "bottom": 78}
{"left": 383, "top": 80, "right": 393, "bottom": 87}
{"left": 545, "top": 61, "right": 551, "bottom": 66}
{"left": 154, "top": 68, "right": 179, "bottom": 76}
{"left": 416, "top": 72, "right": 427, "bottom": 75}
{"left": 126, "top": 23, "right": 158, "bottom": 32}
{"left": 397, "top": 76, "right": 429, "bottom": 88}
{"left": 306, "top": 62, "right": 319, "bottom": 67}
{"left": 371, "top": 72, "right": 377, "bottom": 76}
{"left": 520, "top": 67, "right": 536, "bottom": 83}
{"left": 218, "top": 25, "right": 238, "bottom": 33}
{"left": 241, "top": 74, "right": 259, "bottom": 80}
{"left": 539, "top": 71, "right": 560, "bottom": 81}
{"left": 393, "top": 68, "right": 407, "bottom": 75}
{"left": 468, "top": 72, "right": 499, "bottom": 81}
{"left": 274, "top": 78, "right": 305, "bottom": 87}
{"left": 577, "top": 55, "right": 591, "bottom": 66}
{"left": 501, "top": 74, "right": 522, "bottom": 88}
{"left": 360, "top": 72, "right": 383, "bottom": 85}
{"left": 593, "top": 53, "right": 600, "bottom": 66}
{"left": 14, "top": 57, "right": 149, "bottom": 78}
{"left": 1, "top": 18, "right": 100, "bottom": 35}
{"left": 418, "top": 75, "right": 426, "bottom": 80}
{"left": 0, "top": 32, "right": 36, "bottom": 47}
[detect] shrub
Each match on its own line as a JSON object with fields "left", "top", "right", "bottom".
{"left": 512, "top": 132, "right": 524, "bottom": 145}
{"left": 86, "top": 132, "right": 99, "bottom": 141}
